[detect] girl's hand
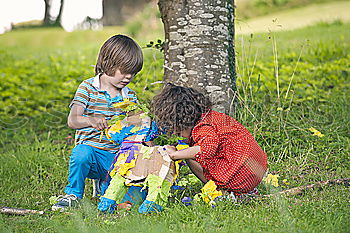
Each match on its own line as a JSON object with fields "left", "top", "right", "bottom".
{"left": 164, "top": 145, "right": 176, "bottom": 153}
{"left": 165, "top": 146, "right": 200, "bottom": 161}
{"left": 164, "top": 145, "right": 177, "bottom": 160}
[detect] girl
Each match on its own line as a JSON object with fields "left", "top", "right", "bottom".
{"left": 152, "top": 83, "right": 268, "bottom": 196}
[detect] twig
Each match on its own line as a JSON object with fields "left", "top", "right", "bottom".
{"left": 262, "top": 178, "right": 350, "bottom": 198}
{"left": 0, "top": 207, "right": 45, "bottom": 215}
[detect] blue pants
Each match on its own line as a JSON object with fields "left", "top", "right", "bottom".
{"left": 64, "top": 144, "right": 116, "bottom": 199}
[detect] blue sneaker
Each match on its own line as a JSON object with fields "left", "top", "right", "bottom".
{"left": 52, "top": 194, "right": 80, "bottom": 211}
{"left": 138, "top": 200, "right": 163, "bottom": 214}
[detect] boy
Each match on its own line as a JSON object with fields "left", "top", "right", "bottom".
{"left": 52, "top": 35, "right": 143, "bottom": 211}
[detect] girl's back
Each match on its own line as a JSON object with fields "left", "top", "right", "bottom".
{"left": 191, "top": 110, "right": 267, "bottom": 194}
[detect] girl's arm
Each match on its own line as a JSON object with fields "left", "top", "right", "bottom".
{"left": 186, "top": 159, "right": 208, "bottom": 183}
{"left": 165, "top": 146, "right": 207, "bottom": 183}
{"left": 164, "top": 145, "right": 201, "bottom": 160}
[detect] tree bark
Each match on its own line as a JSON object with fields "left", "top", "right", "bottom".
{"left": 102, "top": 0, "right": 124, "bottom": 26}
{"left": 43, "top": 0, "right": 52, "bottom": 25}
{"left": 102, "top": 0, "right": 151, "bottom": 26}
{"left": 54, "top": 0, "right": 64, "bottom": 26}
{"left": 158, "top": 0, "right": 237, "bottom": 114}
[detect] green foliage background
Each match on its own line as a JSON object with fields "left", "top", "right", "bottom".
{"left": 236, "top": 0, "right": 348, "bottom": 19}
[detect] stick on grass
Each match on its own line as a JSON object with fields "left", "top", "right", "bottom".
{"left": 263, "top": 178, "right": 350, "bottom": 198}
{"left": 0, "top": 207, "right": 45, "bottom": 215}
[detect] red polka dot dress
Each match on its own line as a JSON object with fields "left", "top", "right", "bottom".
{"left": 191, "top": 110, "right": 268, "bottom": 194}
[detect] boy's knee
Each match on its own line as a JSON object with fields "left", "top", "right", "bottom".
{"left": 70, "top": 144, "right": 94, "bottom": 165}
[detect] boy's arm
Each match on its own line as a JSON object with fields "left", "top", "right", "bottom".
{"left": 68, "top": 104, "right": 108, "bottom": 130}
{"left": 164, "top": 145, "right": 200, "bottom": 160}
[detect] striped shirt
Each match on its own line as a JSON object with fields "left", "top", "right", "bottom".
{"left": 69, "top": 74, "right": 138, "bottom": 153}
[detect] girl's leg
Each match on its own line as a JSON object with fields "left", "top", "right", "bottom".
{"left": 185, "top": 159, "right": 208, "bottom": 183}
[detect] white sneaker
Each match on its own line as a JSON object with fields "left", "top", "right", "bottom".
{"left": 51, "top": 194, "right": 79, "bottom": 211}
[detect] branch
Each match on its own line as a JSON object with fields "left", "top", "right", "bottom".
{"left": 0, "top": 207, "right": 45, "bottom": 216}
{"left": 262, "top": 178, "right": 350, "bottom": 198}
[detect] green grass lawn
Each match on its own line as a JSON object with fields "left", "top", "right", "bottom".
{"left": 236, "top": 0, "right": 350, "bottom": 34}
{"left": 0, "top": 21, "right": 349, "bottom": 232}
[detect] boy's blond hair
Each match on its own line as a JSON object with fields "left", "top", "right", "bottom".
{"left": 95, "top": 34, "right": 143, "bottom": 76}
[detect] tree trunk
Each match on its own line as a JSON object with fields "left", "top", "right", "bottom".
{"left": 102, "top": 0, "right": 151, "bottom": 26}
{"left": 43, "top": 0, "right": 52, "bottom": 25}
{"left": 54, "top": 0, "right": 64, "bottom": 26}
{"left": 102, "top": 0, "right": 124, "bottom": 26}
{"left": 158, "top": 0, "right": 236, "bottom": 114}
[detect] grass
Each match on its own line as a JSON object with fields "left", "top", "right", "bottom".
{"left": 235, "top": 0, "right": 349, "bottom": 19}
{"left": 236, "top": 1, "right": 350, "bottom": 34}
{"left": 0, "top": 19, "right": 349, "bottom": 233}
{"left": 1, "top": 187, "right": 349, "bottom": 232}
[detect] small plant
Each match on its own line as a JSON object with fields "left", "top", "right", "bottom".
{"left": 153, "top": 134, "right": 184, "bottom": 146}
{"left": 145, "top": 39, "right": 164, "bottom": 52}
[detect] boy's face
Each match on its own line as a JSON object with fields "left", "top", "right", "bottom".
{"left": 108, "top": 69, "right": 134, "bottom": 89}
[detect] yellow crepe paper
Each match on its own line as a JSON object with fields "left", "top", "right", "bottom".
{"left": 176, "top": 144, "right": 189, "bottom": 151}
{"left": 171, "top": 144, "right": 189, "bottom": 182}
{"left": 113, "top": 100, "right": 137, "bottom": 109}
{"left": 108, "top": 121, "right": 123, "bottom": 133}
{"left": 173, "top": 160, "right": 182, "bottom": 183}
{"left": 109, "top": 150, "right": 138, "bottom": 178}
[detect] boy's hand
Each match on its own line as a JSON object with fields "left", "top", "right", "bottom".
{"left": 90, "top": 117, "right": 108, "bottom": 131}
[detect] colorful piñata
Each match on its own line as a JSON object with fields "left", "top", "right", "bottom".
{"left": 98, "top": 100, "right": 187, "bottom": 214}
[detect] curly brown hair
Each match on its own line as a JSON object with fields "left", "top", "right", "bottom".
{"left": 151, "top": 83, "right": 212, "bottom": 135}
